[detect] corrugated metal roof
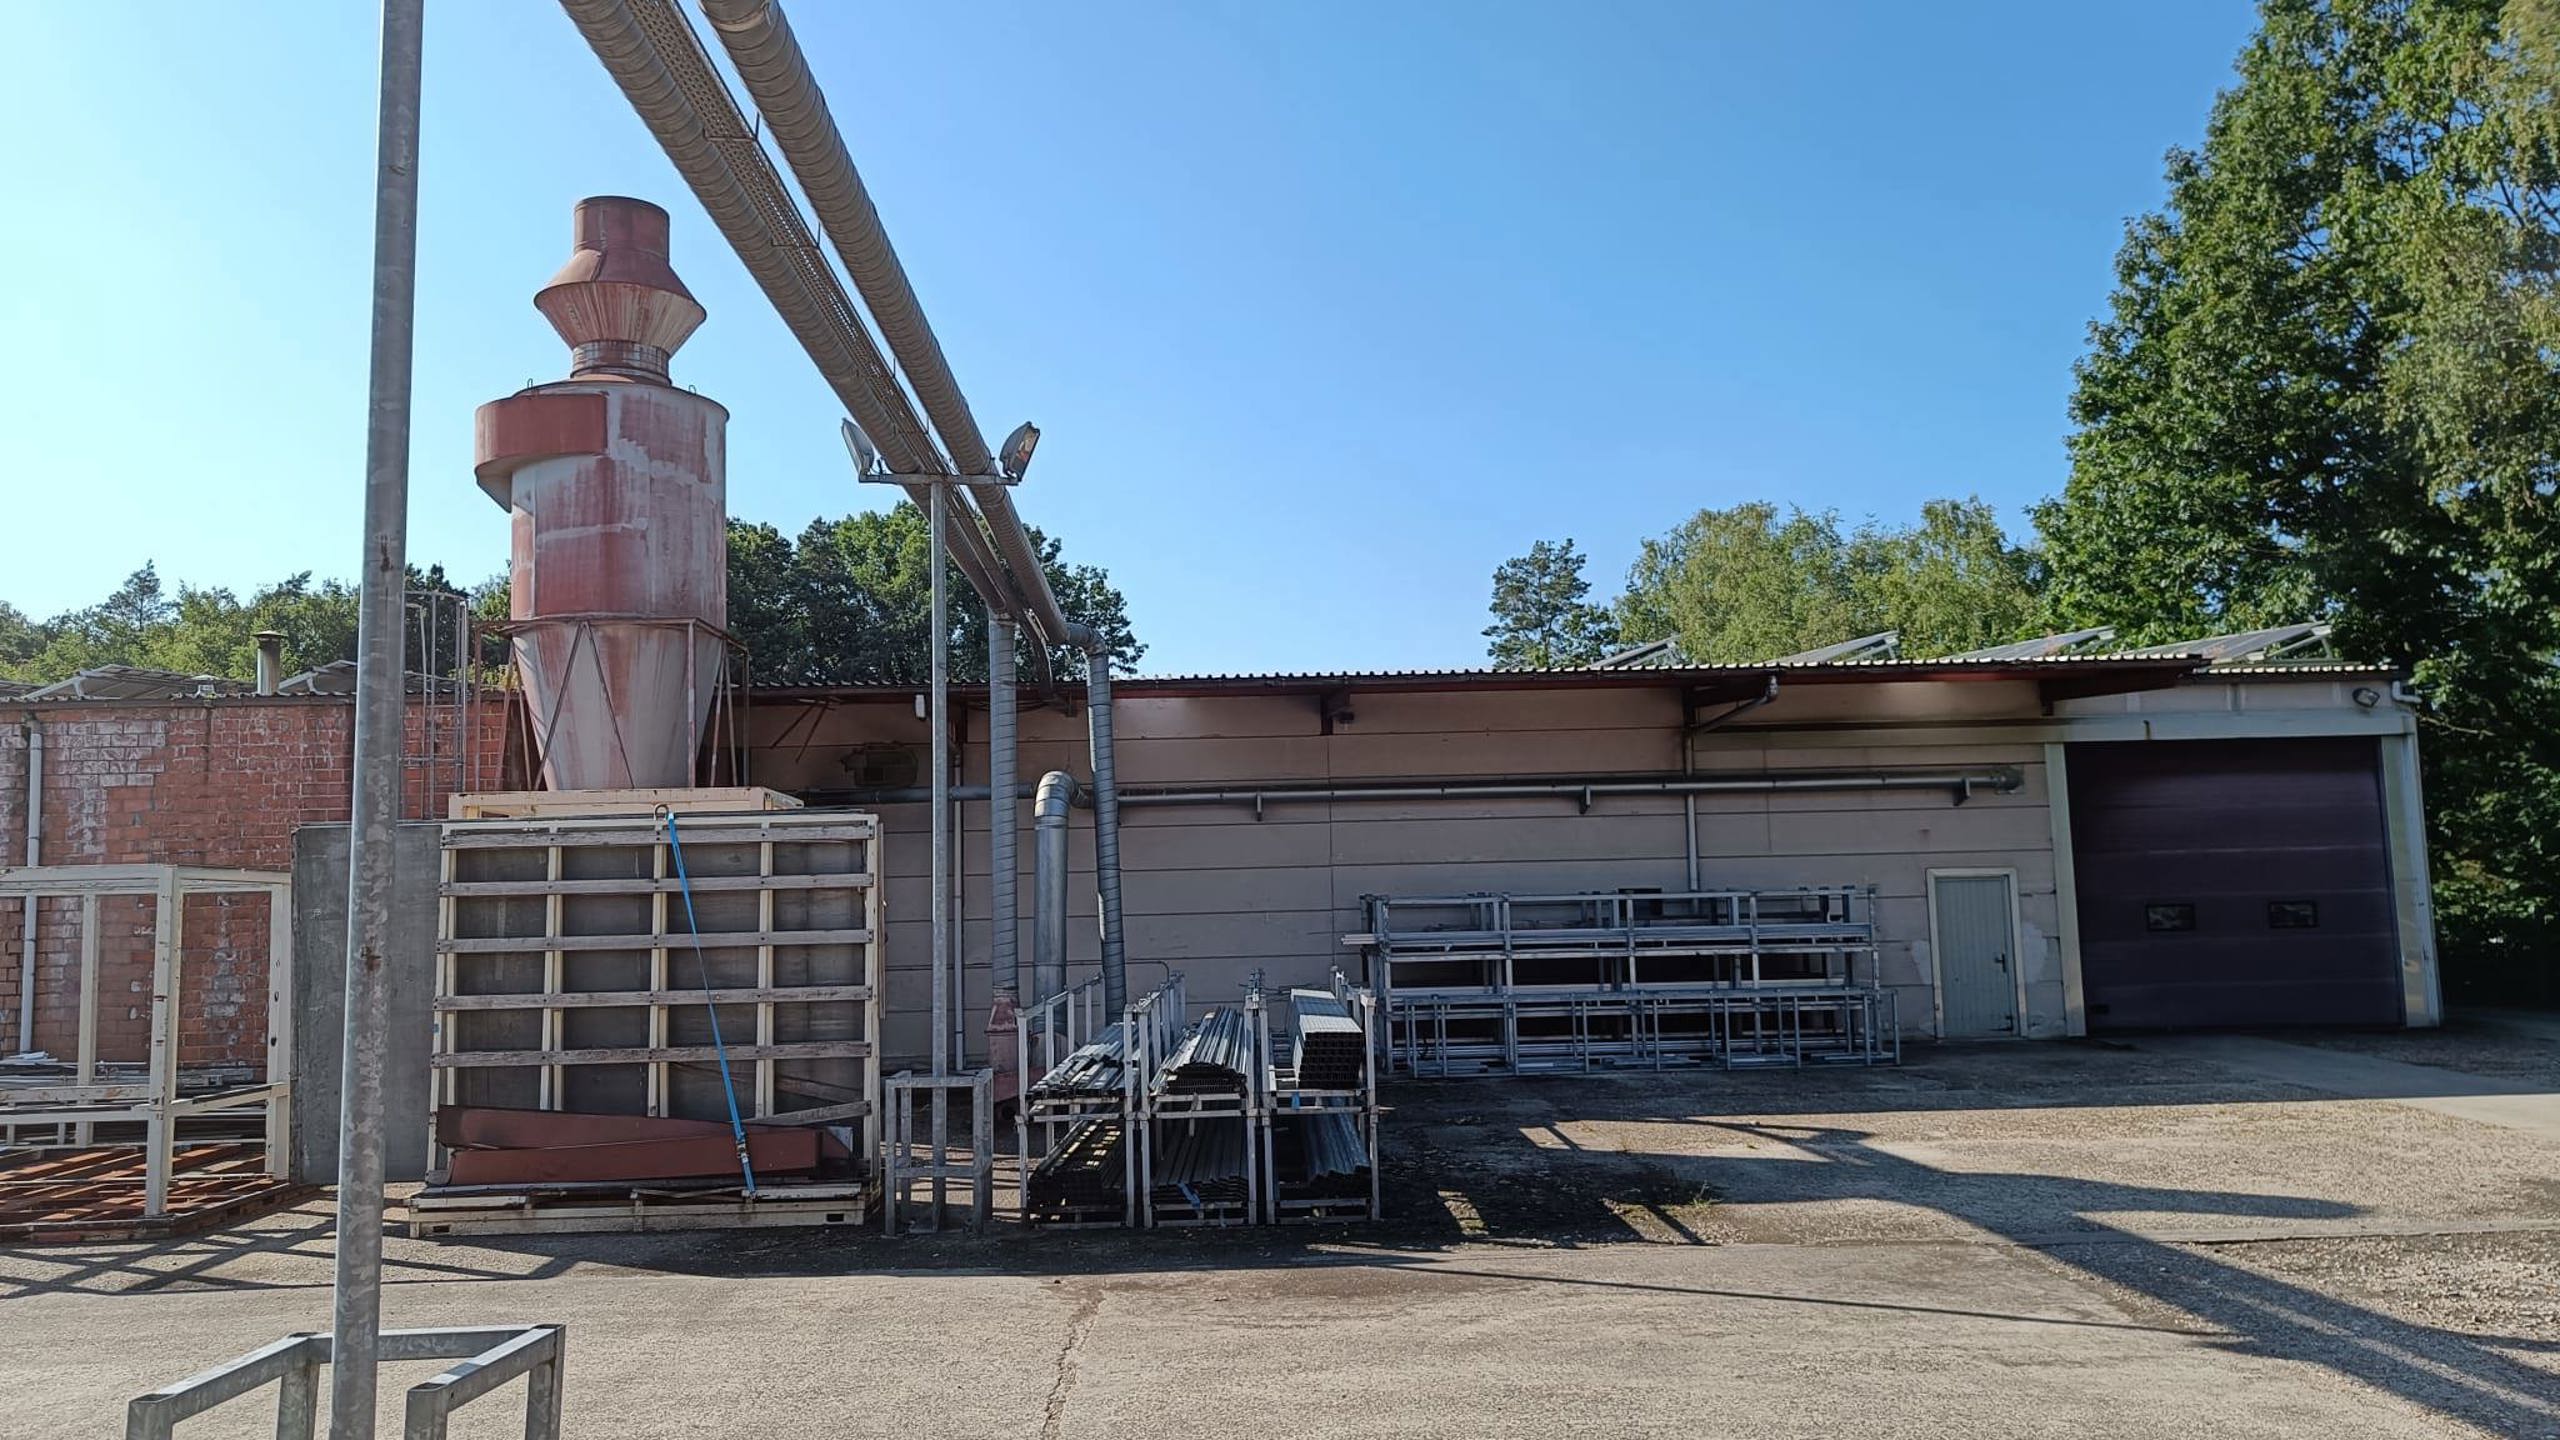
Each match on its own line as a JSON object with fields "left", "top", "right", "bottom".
{"left": 19, "top": 666, "right": 257, "bottom": 701}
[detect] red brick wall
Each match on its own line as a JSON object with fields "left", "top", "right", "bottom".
{"left": 0, "top": 697, "right": 520, "bottom": 1072}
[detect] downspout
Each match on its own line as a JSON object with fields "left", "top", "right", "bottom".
{"left": 1082, "top": 644, "right": 1127, "bottom": 1015}
{"left": 15, "top": 715, "right": 39, "bottom": 1054}
{"left": 1684, "top": 676, "right": 1779, "bottom": 890}
{"left": 988, "top": 620, "right": 1019, "bottom": 999}
{"left": 1033, "top": 771, "right": 1076, "bottom": 1005}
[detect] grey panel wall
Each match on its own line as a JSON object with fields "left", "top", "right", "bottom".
{"left": 289, "top": 821, "right": 441, "bottom": 1184}
{"left": 750, "top": 680, "right": 2072, "bottom": 1065}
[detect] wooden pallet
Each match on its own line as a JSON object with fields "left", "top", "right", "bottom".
{"left": 0, "top": 1143, "right": 308, "bottom": 1244}
{"left": 405, "top": 1180, "right": 870, "bottom": 1237}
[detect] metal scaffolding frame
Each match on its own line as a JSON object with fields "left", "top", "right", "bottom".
{"left": 0, "top": 865, "right": 293, "bottom": 1217}
{"left": 1355, "top": 885, "right": 1901, "bottom": 1075}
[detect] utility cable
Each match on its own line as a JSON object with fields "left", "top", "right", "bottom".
{"left": 657, "top": 805, "right": 758, "bottom": 1195}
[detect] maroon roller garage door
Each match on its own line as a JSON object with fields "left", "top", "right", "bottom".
{"left": 2067, "top": 737, "right": 2401, "bottom": 1030}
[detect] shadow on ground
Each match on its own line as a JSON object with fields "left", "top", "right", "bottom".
{"left": 8, "top": 1026, "right": 2557, "bottom": 1434}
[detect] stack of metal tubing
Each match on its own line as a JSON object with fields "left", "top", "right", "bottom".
{"left": 1148, "top": 1118, "right": 1250, "bottom": 1206}
{"left": 1027, "top": 1117, "right": 1125, "bottom": 1212}
{"left": 1289, "top": 1111, "right": 1367, "bottom": 1182}
{"left": 1155, "top": 1008, "right": 1254, "bottom": 1095}
{"left": 1287, "top": 990, "right": 1366, "bottom": 1089}
{"left": 1028, "top": 1027, "right": 1129, "bottom": 1101}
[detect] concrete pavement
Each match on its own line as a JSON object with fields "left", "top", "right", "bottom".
{"left": 5, "top": 1029, "right": 2557, "bottom": 1438}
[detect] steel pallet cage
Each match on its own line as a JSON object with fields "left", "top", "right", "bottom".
{"left": 1353, "top": 885, "right": 1900, "bottom": 1076}
{"left": 1259, "top": 972, "right": 1380, "bottom": 1224}
{"left": 1018, "top": 974, "right": 1191, "bottom": 1228}
{"left": 1137, "top": 987, "right": 1261, "bottom": 1229}
{"left": 427, "top": 809, "right": 883, "bottom": 1227}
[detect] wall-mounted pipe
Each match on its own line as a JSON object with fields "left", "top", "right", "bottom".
{"left": 988, "top": 620, "right": 1020, "bottom": 999}
{"left": 1085, "top": 660, "right": 1127, "bottom": 1014}
{"left": 1684, "top": 676, "right": 1780, "bottom": 888}
{"left": 1109, "top": 769, "right": 2022, "bottom": 812}
{"left": 808, "top": 767, "right": 2023, "bottom": 810}
{"left": 1032, "top": 771, "right": 1076, "bottom": 1005}
{"left": 15, "top": 716, "right": 40, "bottom": 1053}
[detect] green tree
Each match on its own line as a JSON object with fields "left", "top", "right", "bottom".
{"left": 1483, "top": 538, "right": 1618, "bottom": 668}
{"left": 728, "top": 506, "right": 1142, "bottom": 686}
{"left": 0, "top": 602, "right": 47, "bottom": 680}
{"left": 1612, "top": 504, "right": 1865, "bottom": 662}
{"left": 1845, "top": 499, "right": 2046, "bottom": 658}
{"left": 2033, "top": 0, "right": 2560, "bottom": 997}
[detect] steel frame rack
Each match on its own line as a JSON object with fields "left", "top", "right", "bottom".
{"left": 1259, "top": 972, "right": 1380, "bottom": 1224}
{"left": 427, "top": 808, "right": 883, "bottom": 1229}
{"left": 1354, "top": 885, "right": 1900, "bottom": 1076}
{"left": 1137, "top": 986, "right": 1260, "bottom": 1229}
{"left": 1019, "top": 973, "right": 1192, "bottom": 1228}
{"left": 0, "top": 865, "right": 294, "bottom": 1218}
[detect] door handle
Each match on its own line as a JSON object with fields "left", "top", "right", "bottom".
{"left": 1994, "top": 952, "right": 2008, "bottom": 971}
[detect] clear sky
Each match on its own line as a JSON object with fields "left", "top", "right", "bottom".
{"left": 0, "top": 2, "right": 2258, "bottom": 674}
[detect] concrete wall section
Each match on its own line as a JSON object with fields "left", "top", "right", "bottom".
{"left": 288, "top": 822, "right": 442, "bottom": 1185}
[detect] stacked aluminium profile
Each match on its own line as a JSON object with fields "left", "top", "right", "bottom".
{"left": 1261, "top": 975, "right": 1381, "bottom": 1224}
{"left": 1136, "top": 989, "right": 1260, "bottom": 1228}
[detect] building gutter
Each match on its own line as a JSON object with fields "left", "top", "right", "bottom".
{"left": 14, "top": 714, "right": 39, "bottom": 1054}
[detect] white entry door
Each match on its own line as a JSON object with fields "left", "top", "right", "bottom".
{"left": 1931, "top": 870, "right": 2020, "bottom": 1037}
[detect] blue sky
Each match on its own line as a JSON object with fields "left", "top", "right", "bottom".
{"left": 0, "top": 2, "right": 2258, "bottom": 673}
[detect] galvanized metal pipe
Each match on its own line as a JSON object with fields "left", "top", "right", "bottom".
{"left": 988, "top": 620, "right": 1020, "bottom": 998}
{"left": 1113, "top": 770, "right": 2019, "bottom": 809}
{"left": 811, "top": 767, "right": 2021, "bottom": 809}
{"left": 1033, "top": 771, "right": 1075, "bottom": 1005}
{"left": 555, "top": 0, "right": 1052, "bottom": 688}
{"left": 331, "top": 0, "right": 424, "bottom": 1432}
{"left": 14, "top": 716, "right": 39, "bottom": 1054}
{"left": 1085, "top": 661, "right": 1127, "bottom": 1015}
{"left": 695, "top": 0, "right": 1081, "bottom": 656}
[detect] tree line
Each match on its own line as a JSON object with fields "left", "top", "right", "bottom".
{"left": 1487, "top": 0, "right": 2560, "bottom": 1000}
{"left": 0, "top": 503, "right": 1140, "bottom": 690}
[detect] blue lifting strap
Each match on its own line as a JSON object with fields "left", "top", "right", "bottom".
{"left": 657, "top": 805, "right": 759, "bottom": 1196}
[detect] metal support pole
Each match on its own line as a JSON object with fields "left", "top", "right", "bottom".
{"left": 331, "top": 0, "right": 423, "bottom": 1432}
{"left": 16, "top": 716, "right": 40, "bottom": 1053}
{"left": 988, "top": 619, "right": 1019, "bottom": 999}
{"left": 927, "top": 479, "right": 950, "bottom": 1216}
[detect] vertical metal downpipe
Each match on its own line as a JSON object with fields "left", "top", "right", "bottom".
{"left": 1086, "top": 657, "right": 1127, "bottom": 1014}
{"left": 1033, "top": 771, "right": 1074, "bottom": 1004}
{"left": 332, "top": 0, "right": 424, "bottom": 1432}
{"left": 988, "top": 621, "right": 1020, "bottom": 998}
{"left": 15, "top": 717, "right": 40, "bottom": 1053}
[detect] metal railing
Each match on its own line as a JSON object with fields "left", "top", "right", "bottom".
{"left": 125, "top": 1325, "right": 565, "bottom": 1440}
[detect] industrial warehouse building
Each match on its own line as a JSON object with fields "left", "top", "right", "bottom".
{"left": 1, "top": 628, "right": 2440, "bottom": 1077}
{"left": 735, "top": 631, "right": 2440, "bottom": 1060}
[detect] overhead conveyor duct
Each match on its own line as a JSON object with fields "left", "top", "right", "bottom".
{"left": 695, "top": 0, "right": 1088, "bottom": 660}
{"left": 554, "top": 0, "right": 1052, "bottom": 688}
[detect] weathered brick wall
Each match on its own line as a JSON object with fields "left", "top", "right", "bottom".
{"left": 0, "top": 697, "right": 518, "bottom": 1073}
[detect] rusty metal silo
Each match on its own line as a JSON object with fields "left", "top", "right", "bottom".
{"left": 473, "top": 196, "right": 729, "bottom": 791}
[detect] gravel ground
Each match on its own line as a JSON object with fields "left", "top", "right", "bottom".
{"left": 2288, "top": 1015, "right": 2560, "bottom": 1088}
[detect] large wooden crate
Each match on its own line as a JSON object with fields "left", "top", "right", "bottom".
{"left": 429, "top": 808, "right": 883, "bottom": 1218}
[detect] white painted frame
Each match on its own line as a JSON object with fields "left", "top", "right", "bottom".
{"left": 2043, "top": 744, "right": 2089, "bottom": 1037}
{"left": 1925, "top": 867, "right": 2027, "bottom": 1040}
{"left": 0, "top": 864, "right": 294, "bottom": 1215}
